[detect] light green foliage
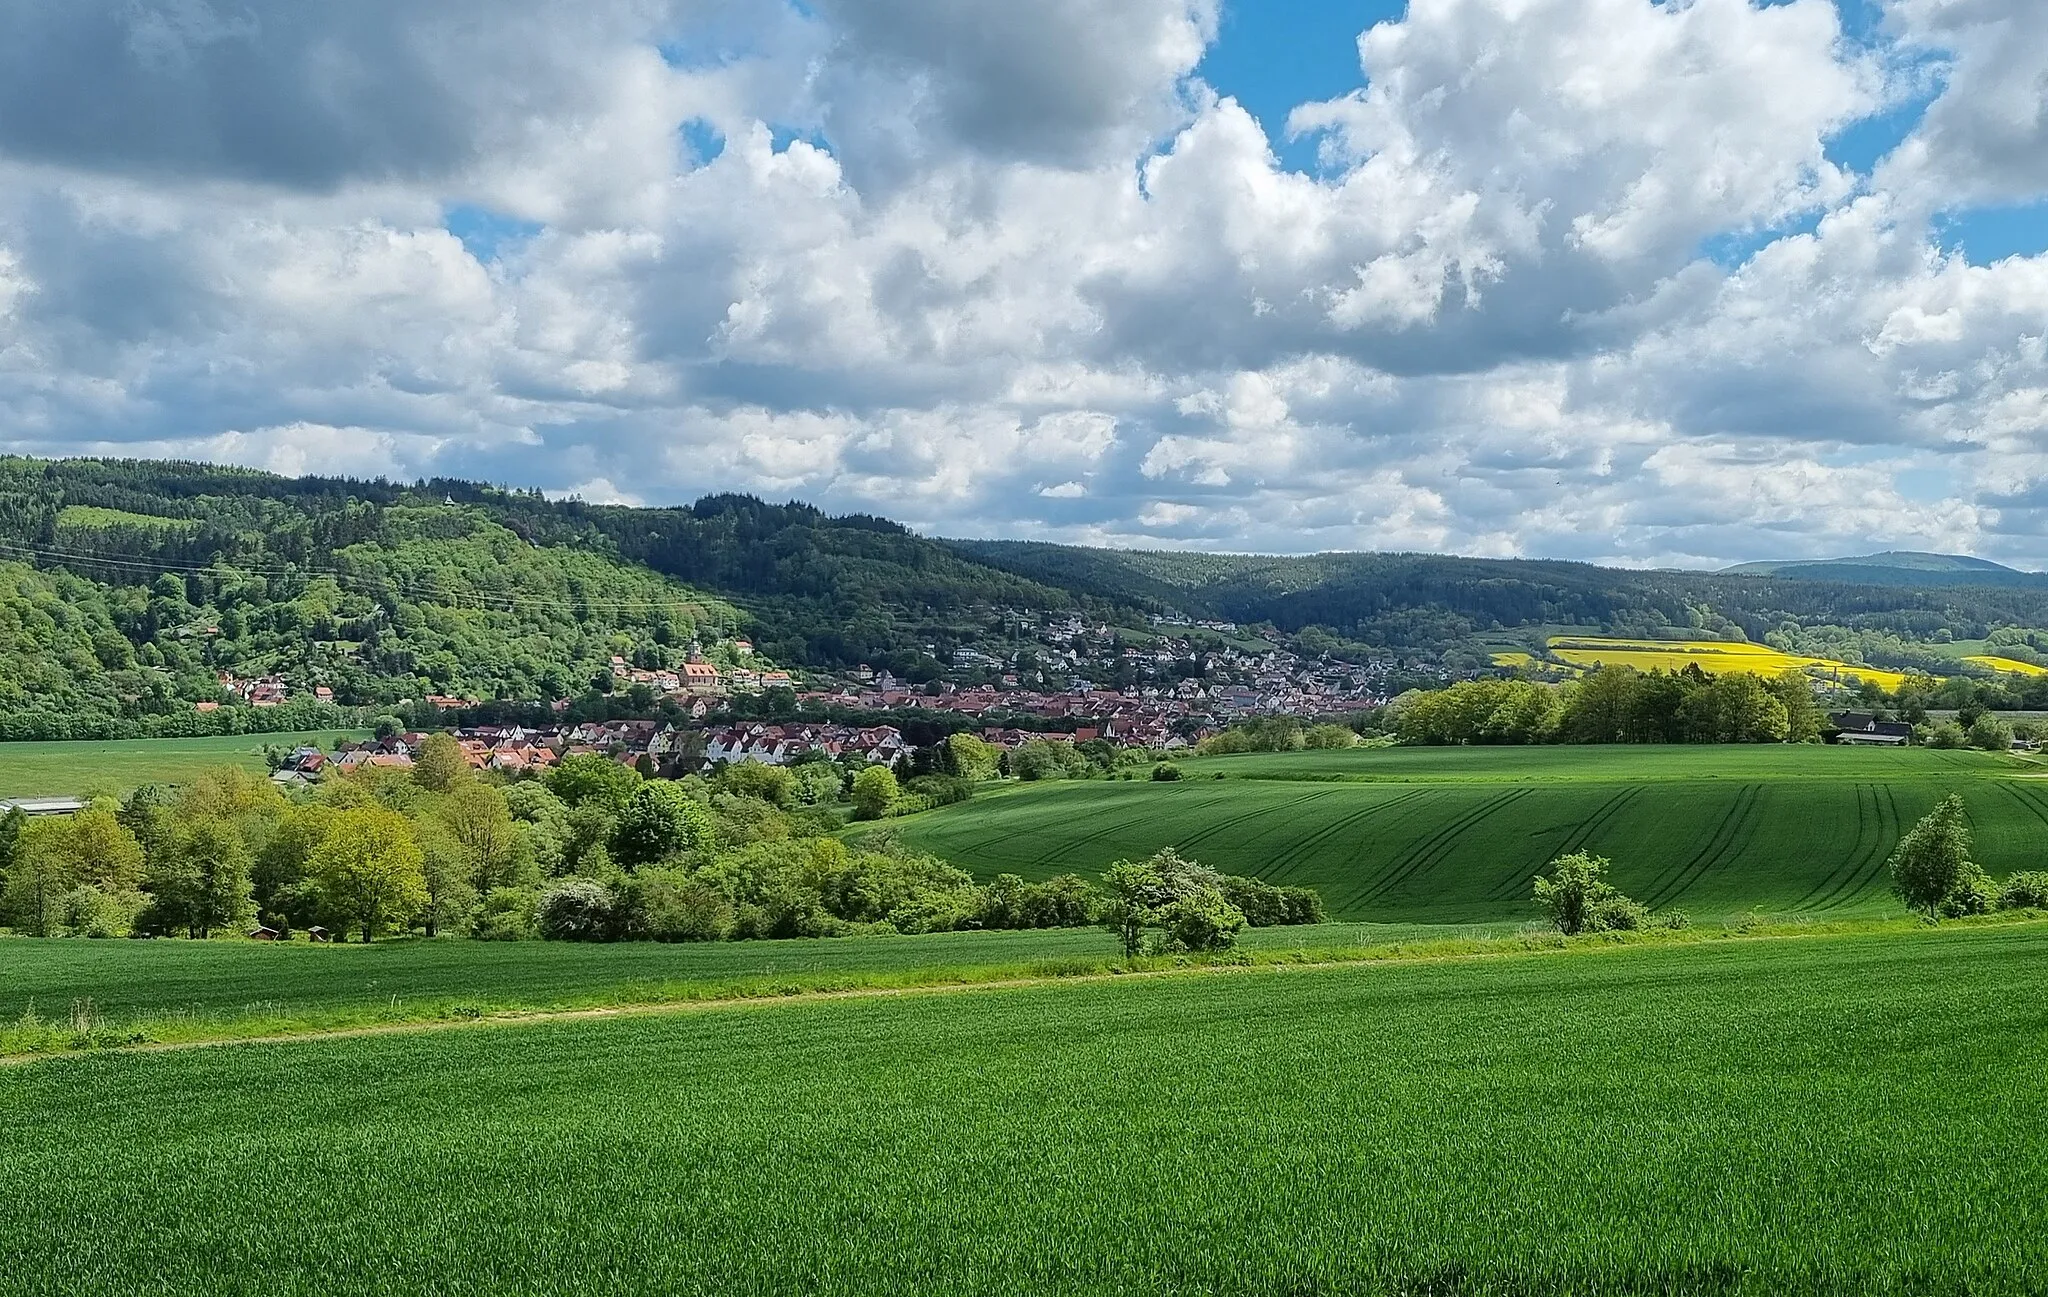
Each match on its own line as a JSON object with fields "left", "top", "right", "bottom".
{"left": 1968, "top": 716, "right": 2015, "bottom": 752}
{"left": 307, "top": 806, "right": 428, "bottom": 943}
{"left": 2, "top": 808, "right": 146, "bottom": 936}
{"left": 944, "top": 732, "right": 1001, "bottom": 781}
{"left": 888, "top": 745, "right": 2044, "bottom": 924}
{"left": 1391, "top": 679, "right": 1562, "bottom": 745}
{"left": 1532, "top": 852, "right": 1647, "bottom": 936}
{"left": 138, "top": 817, "right": 255, "bottom": 939}
{"left": 546, "top": 754, "right": 643, "bottom": 810}
{"left": 1198, "top": 716, "right": 1308, "bottom": 755}
{"left": 1927, "top": 720, "right": 1969, "bottom": 749}
{"left": 718, "top": 762, "right": 796, "bottom": 808}
{"left": 410, "top": 733, "right": 470, "bottom": 792}
{"left": 5, "top": 927, "right": 2045, "bottom": 1293}
{"left": 850, "top": 766, "right": 899, "bottom": 820}
{"left": 1302, "top": 723, "right": 1360, "bottom": 750}
{"left": 1010, "top": 739, "right": 1087, "bottom": 781}
{"left": 610, "top": 782, "right": 715, "bottom": 868}
{"left": 1888, "top": 795, "right": 1983, "bottom": 919}
{"left": 1099, "top": 848, "right": 1243, "bottom": 956}
{"left": 790, "top": 762, "right": 845, "bottom": 807}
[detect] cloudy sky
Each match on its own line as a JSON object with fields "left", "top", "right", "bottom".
{"left": 0, "top": 0, "right": 2044, "bottom": 567}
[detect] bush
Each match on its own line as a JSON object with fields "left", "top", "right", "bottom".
{"left": 1926, "top": 721, "right": 1968, "bottom": 749}
{"left": 1997, "top": 870, "right": 2048, "bottom": 910}
{"left": 1968, "top": 716, "right": 2015, "bottom": 752}
{"left": 1936, "top": 863, "right": 1995, "bottom": 918}
{"left": 472, "top": 887, "right": 540, "bottom": 940}
{"left": 536, "top": 878, "right": 617, "bottom": 942}
{"left": 903, "top": 774, "right": 975, "bottom": 807}
{"left": 850, "top": 766, "right": 899, "bottom": 820}
{"left": 622, "top": 870, "right": 735, "bottom": 942}
{"left": 1217, "top": 875, "right": 1325, "bottom": 927}
{"left": 1585, "top": 894, "right": 1648, "bottom": 932}
{"left": 1533, "top": 852, "right": 1653, "bottom": 935}
{"left": 1150, "top": 763, "right": 1184, "bottom": 782}
{"left": 1155, "top": 891, "right": 1246, "bottom": 953}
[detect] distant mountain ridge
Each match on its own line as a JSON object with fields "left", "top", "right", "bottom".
{"left": 1720, "top": 551, "right": 2045, "bottom": 588}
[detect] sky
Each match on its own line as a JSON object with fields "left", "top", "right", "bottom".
{"left": 0, "top": 0, "right": 2045, "bottom": 569}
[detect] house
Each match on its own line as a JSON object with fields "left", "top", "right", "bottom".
{"left": 248, "top": 925, "right": 282, "bottom": 941}
{"left": 683, "top": 662, "right": 723, "bottom": 693}
{"left": 1828, "top": 712, "right": 1913, "bottom": 746}
{"left": 269, "top": 769, "right": 316, "bottom": 791}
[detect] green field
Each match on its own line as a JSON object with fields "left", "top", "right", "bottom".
{"left": 885, "top": 746, "right": 2048, "bottom": 923}
{"left": 3, "top": 922, "right": 2042, "bottom": 1295}
{"left": 0, "top": 731, "right": 352, "bottom": 797}
{"left": 0, "top": 921, "right": 1513, "bottom": 1046}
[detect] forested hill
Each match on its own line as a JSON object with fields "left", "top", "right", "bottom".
{"left": 950, "top": 540, "right": 2048, "bottom": 664}
{"left": 5, "top": 456, "right": 2048, "bottom": 737}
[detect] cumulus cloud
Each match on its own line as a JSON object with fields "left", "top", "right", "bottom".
{"left": 0, "top": 0, "right": 2043, "bottom": 568}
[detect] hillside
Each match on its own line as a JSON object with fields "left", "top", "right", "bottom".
{"left": 951, "top": 539, "right": 2048, "bottom": 671}
{"left": 1720, "top": 551, "right": 2046, "bottom": 587}
{"left": 9, "top": 457, "right": 2048, "bottom": 736}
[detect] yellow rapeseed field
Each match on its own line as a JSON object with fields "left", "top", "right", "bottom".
{"left": 1963, "top": 654, "right": 2048, "bottom": 678}
{"left": 1545, "top": 637, "right": 1912, "bottom": 692}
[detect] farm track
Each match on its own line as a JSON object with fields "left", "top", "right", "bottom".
{"left": 1641, "top": 783, "right": 1764, "bottom": 909}
{"left": 1791, "top": 784, "right": 1884, "bottom": 912}
{"left": 12, "top": 917, "right": 2011, "bottom": 1068}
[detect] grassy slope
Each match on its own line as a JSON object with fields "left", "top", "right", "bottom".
{"left": 885, "top": 746, "right": 2046, "bottom": 923}
{"left": 0, "top": 731, "right": 356, "bottom": 797}
{"left": 3, "top": 923, "right": 2042, "bottom": 1295}
{"left": 0, "top": 921, "right": 1507, "bottom": 1040}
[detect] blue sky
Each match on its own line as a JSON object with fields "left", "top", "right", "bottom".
{"left": 0, "top": 0, "right": 2045, "bottom": 568}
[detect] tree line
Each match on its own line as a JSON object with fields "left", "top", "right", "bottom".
{"left": 0, "top": 738, "right": 1321, "bottom": 949}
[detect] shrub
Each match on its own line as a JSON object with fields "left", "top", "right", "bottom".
{"left": 623, "top": 870, "right": 734, "bottom": 942}
{"left": 536, "top": 878, "right": 617, "bottom": 942}
{"left": 1936, "top": 863, "right": 1995, "bottom": 918}
{"left": 1155, "top": 891, "right": 1246, "bottom": 953}
{"left": 1150, "top": 763, "right": 1184, "bottom": 782}
{"left": 1997, "top": 870, "right": 2048, "bottom": 910}
{"left": 1586, "top": 894, "right": 1648, "bottom": 932}
{"left": 1533, "top": 852, "right": 1619, "bottom": 936}
{"left": 1968, "top": 716, "right": 2015, "bottom": 753}
{"left": 903, "top": 774, "right": 975, "bottom": 806}
{"left": 1926, "top": 721, "right": 1968, "bottom": 750}
{"left": 1278, "top": 886, "right": 1326, "bottom": 925}
{"left": 472, "top": 887, "right": 540, "bottom": 941}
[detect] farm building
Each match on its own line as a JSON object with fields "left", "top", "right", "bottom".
{"left": 1827, "top": 713, "right": 1913, "bottom": 746}
{"left": 0, "top": 796, "right": 88, "bottom": 817}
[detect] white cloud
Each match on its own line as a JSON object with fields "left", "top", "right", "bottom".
{"left": 0, "top": 0, "right": 2043, "bottom": 567}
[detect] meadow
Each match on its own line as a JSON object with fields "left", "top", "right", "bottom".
{"left": 0, "top": 731, "right": 349, "bottom": 797}
{"left": 0, "top": 920, "right": 1510, "bottom": 1049}
{"left": 886, "top": 745, "right": 2048, "bottom": 923}
{"left": 2, "top": 921, "right": 2041, "bottom": 1295}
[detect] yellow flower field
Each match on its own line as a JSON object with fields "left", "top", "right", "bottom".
{"left": 1963, "top": 654, "right": 2048, "bottom": 678}
{"left": 1544, "top": 637, "right": 1911, "bottom": 692}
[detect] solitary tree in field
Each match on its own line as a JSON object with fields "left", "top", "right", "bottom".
{"left": 1889, "top": 795, "right": 1990, "bottom": 918}
{"left": 309, "top": 807, "right": 428, "bottom": 943}
{"left": 1533, "top": 852, "right": 1647, "bottom": 935}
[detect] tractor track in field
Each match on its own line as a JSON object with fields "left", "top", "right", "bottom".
{"left": 1353, "top": 788, "right": 1534, "bottom": 910}
{"left": 1795, "top": 784, "right": 1903, "bottom": 912}
{"left": 1484, "top": 786, "right": 1646, "bottom": 903}
{"left": 1171, "top": 788, "right": 1344, "bottom": 860}
{"left": 1261, "top": 789, "right": 1429, "bottom": 885}
{"left": 1641, "top": 784, "right": 1764, "bottom": 910}
{"left": 1791, "top": 784, "right": 1882, "bottom": 912}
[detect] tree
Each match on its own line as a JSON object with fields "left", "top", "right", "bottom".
{"left": 1302, "top": 723, "right": 1359, "bottom": 750}
{"left": 850, "top": 766, "right": 899, "bottom": 820}
{"left": 411, "top": 732, "right": 470, "bottom": 792}
{"left": 373, "top": 715, "right": 404, "bottom": 741}
{"left": 436, "top": 781, "right": 522, "bottom": 892}
{"left": 546, "top": 754, "right": 643, "bottom": 809}
{"left": 1968, "top": 715, "right": 2014, "bottom": 752}
{"left": 1532, "top": 852, "right": 1644, "bottom": 936}
{"left": 140, "top": 818, "right": 255, "bottom": 939}
{"left": 308, "top": 807, "right": 428, "bottom": 942}
{"left": 1098, "top": 848, "right": 1239, "bottom": 957}
{"left": 944, "top": 732, "right": 1001, "bottom": 781}
{"left": 2, "top": 809, "right": 145, "bottom": 937}
{"left": 414, "top": 825, "right": 478, "bottom": 939}
{"left": 610, "top": 782, "right": 715, "bottom": 868}
{"left": 721, "top": 762, "right": 796, "bottom": 807}
{"left": 1888, "top": 795, "right": 1990, "bottom": 919}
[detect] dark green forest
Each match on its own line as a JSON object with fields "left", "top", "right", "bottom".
{"left": 5, "top": 456, "right": 2048, "bottom": 739}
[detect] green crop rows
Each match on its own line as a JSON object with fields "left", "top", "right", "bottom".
{"left": 888, "top": 746, "right": 2048, "bottom": 922}
{"left": 2, "top": 923, "right": 2042, "bottom": 1295}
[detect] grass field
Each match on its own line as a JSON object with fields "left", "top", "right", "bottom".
{"left": 0, "top": 731, "right": 352, "bottom": 797}
{"left": 884, "top": 746, "right": 2048, "bottom": 923}
{"left": 0, "top": 920, "right": 1514, "bottom": 1049}
{"left": 2, "top": 921, "right": 2042, "bottom": 1295}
